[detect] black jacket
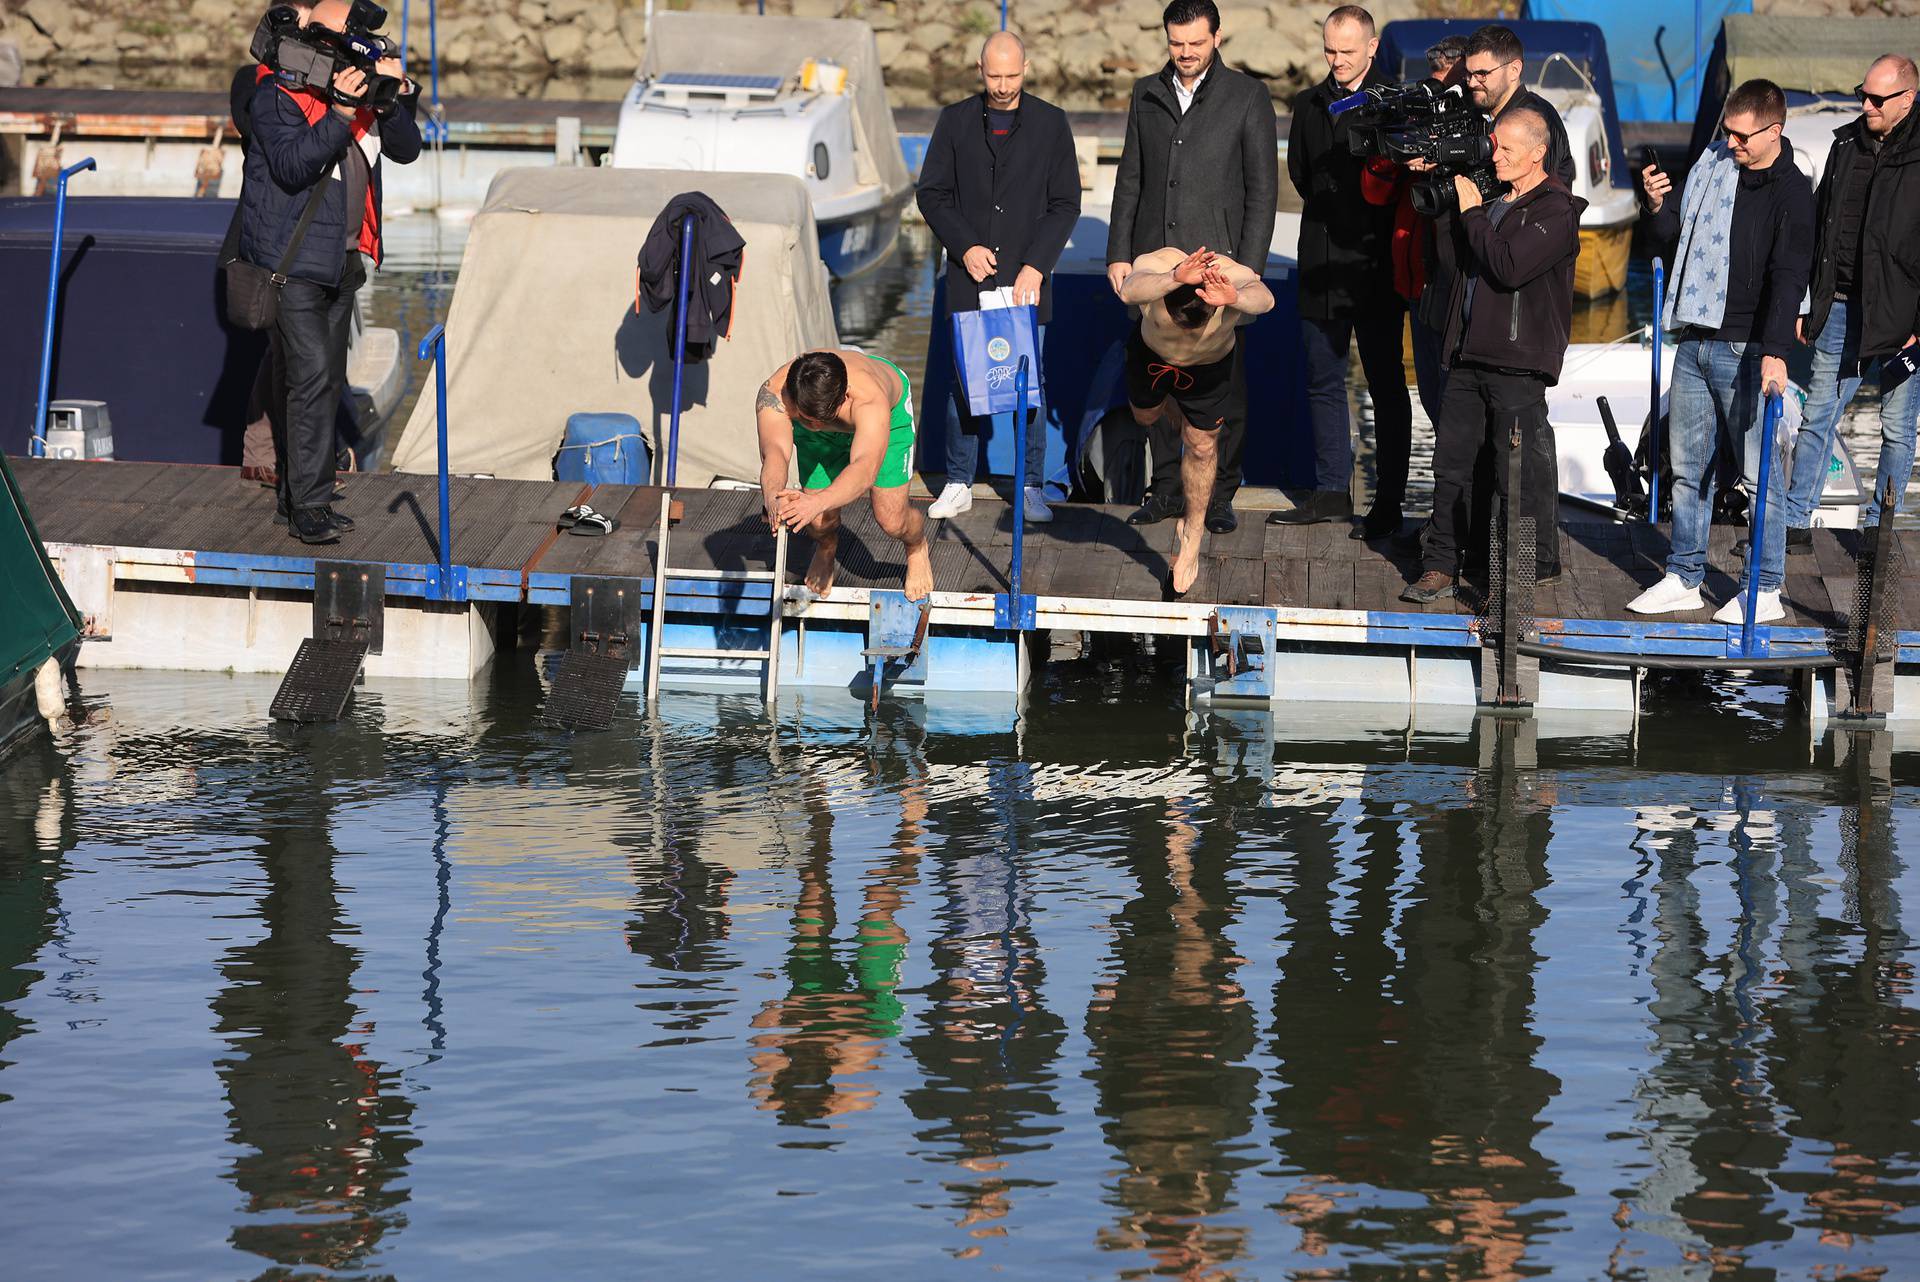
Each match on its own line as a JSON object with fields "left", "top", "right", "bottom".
{"left": 1805, "top": 113, "right": 1920, "bottom": 358}
{"left": 1288, "top": 66, "right": 1399, "bottom": 320}
{"left": 238, "top": 73, "right": 421, "bottom": 287}
{"left": 638, "top": 192, "right": 747, "bottom": 364}
{"left": 1442, "top": 179, "right": 1585, "bottom": 383}
{"left": 1106, "top": 60, "right": 1278, "bottom": 271}
{"left": 1647, "top": 140, "right": 1814, "bottom": 361}
{"left": 916, "top": 92, "right": 1080, "bottom": 325}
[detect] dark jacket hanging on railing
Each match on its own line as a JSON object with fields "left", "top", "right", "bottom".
{"left": 637, "top": 192, "right": 746, "bottom": 364}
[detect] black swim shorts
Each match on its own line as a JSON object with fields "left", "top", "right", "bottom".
{"left": 1123, "top": 327, "right": 1245, "bottom": 432}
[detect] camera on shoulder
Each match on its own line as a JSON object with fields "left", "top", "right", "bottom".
{"left": 250, "top": 0, "right": 405, "bottom": 115}
{"left": 1332, "top": 80, "right": 1506, "bottom": 216}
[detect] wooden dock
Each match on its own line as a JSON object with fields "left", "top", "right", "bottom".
{"left": 14, "top": 458, "right": 1917, "bottom": 717}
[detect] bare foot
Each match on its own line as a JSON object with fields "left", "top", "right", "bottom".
{"left": 1171, "top": 520, "right": 1202, "bottom": 595}
{"left": 805, "top": 534, "right": 838, "bottom": 597}
{"left": 903, "top": 539, "right": 934, "bottom": 601}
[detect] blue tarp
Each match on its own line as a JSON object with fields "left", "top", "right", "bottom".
{"left": 1523, "top": 0, "right": 1752, "bottom": 122}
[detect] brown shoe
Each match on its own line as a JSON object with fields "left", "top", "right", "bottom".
{"left": 1399, "top": 570, "right": 1456, "bottom": 604}
{"left": 240, "top": 465, "right": 277, "bottom": 488}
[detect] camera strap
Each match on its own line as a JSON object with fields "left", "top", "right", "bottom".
{"left": 270, "top": 168, "right": 333, "bottom": 286}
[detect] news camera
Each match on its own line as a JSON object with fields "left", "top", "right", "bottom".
{"left": 1332, "top": 79, "right": 1505, "bottom": 217}
{"left": 250, "top": 1, "right": 404, "bottom": 116}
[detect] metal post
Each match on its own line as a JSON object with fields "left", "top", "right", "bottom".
{"left": 666, "top": 214, "right": 695, "bottom": 487}
{"left": 426, "top": 0, "right": 441, "bottom": 117}
{"left": 30, "top": 157, "right": 95, "bottom": 459}
{"left": 765, "top": 525, "right": 788, "bottom": 704}
{"left": 1001, "top": 0, "right": 1008, "bottom": 29}
{"left": 1650, "top": 256, "right": 1665, "bottom": 521}
{"left": 417, "top": 324, "right": 453, "bottom": 593}
{"left": 1739, "top": 391, "right": 1781, "bottom": 658}
{"left": 400, "top": 0, "right": 409, "bottom": 62}
{"left": 1009, "top": 355, "right": 1027, "bottom": 606}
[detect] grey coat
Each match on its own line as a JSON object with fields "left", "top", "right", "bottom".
{"left": 1105, "top": 59, "right": 1279, "bottom": 270}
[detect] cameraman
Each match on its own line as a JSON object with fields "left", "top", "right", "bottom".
{"left": 239, "top": 0, "right": 420, "bottom": 544}
{"left": 1402, "top": 109, "right": 1581, "bottom": 603}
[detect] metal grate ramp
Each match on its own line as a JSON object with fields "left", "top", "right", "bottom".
{"left": 270, "top": 638, "right": 367, "bottom": 723}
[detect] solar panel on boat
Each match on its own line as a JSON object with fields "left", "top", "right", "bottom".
{"left": 656, "top": 72, "right": 783, "bottom": 92}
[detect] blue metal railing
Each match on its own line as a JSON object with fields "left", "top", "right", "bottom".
{"left": 416, "top": 324, "right": 462, "bottom": 600}
{"left": 664, "top": 215, "right": 695, "bottom": 486}
{"left": 399, "top": 0, "right": 446, "bottom": 143}
{"left": 1649, "top": 256, "right": 1665, "bottom": 521}
{"left": 1738, "top": 390, "right": 1783, "bottom": 658}
{"left": 30, "top": 157, "right": 95, "bottom": 458}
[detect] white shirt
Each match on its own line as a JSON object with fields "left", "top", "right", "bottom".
{"left": 1173, "top": 66, "right": 1209, "bottom": 114}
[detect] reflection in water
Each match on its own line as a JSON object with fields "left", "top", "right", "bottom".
{"left": 3, "top": 673, "right": 1920, "bottom": 1278}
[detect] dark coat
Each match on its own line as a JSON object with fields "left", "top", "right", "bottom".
{"left": 1288, "top": 66, "right": 1400, "bottom": 321}
{"left": 238, "top": 74, "right": 421, "bottom": 287}
{"left": 638, "top": 192, "right": 747, "bottom": 364}
{"left": 1805, "top": 113, "right": 1920, "bottom": 358}
{"left": 1105, "top": 60, "right": 1279, "bottom": 271}
{"left": 1441, "top": 179, "right": 1585, "bottom": 383}
{"left": 916, "top": 91, "right": 1081, "bottom": 325}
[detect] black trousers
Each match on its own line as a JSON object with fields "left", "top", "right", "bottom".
{"left": 1143, "top": 332, "right": 1246, "bottom": 511}
{"left": 1422, "top": 364, "right": 1560, "bottom": 577}
{"left": 269, "top": 258, "right": 362, "bottom": 514}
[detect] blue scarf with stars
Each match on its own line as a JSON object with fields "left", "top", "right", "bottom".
{"left": 1662, "top": 141, "right": 1741, "bottom": 333}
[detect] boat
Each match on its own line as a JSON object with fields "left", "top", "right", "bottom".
{"left": 0, "top": 195, "right": 403, "bottom": 467}
{"left": 610, "top": 13, "right": 913, "bottom": 280}
{"left": 1379, "top": 19, "right": 1639, "bottom": 300}
{"left": 0, "top": 450, "right": 81, "bottom": 760}
{"left": 1545, "top": 329, "right": 1866, "bottom": 526}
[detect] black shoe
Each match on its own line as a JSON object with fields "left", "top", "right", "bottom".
{"left": 1536, "top": 563, "right": 1563, "bottom": 586}
{"left": 1350, "top": 504, "right": 1402, "bottom": 541}
{"left": 1127, "top": 496, "right": 1180, "bottom": 526}
{"left": 1204, "top": 502, "right": 1238, "bottom": 534}
{"left": 327, "top": 507, "right": 355, "bottom": 533}
{"left": 1788, "top": 526, "right": 1812, "bottom": 555}
{"left": 273, "top": 506, "right": 289, "bottom": 527}
{"left": 289, "top": 507, "right": 341, "bottom": 545}
{"left": 1267, "top": 491, "right": 1353, "bottom": 525}
{"left": 1400, "top": 570, "right": 1456, "bottom": 603}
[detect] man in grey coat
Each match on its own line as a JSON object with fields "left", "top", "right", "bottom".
{"left": 1106, "top": 0, "right": 1278, "bottom": 532}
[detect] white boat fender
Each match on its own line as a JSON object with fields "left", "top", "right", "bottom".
{"left": 34, "top": 657, "right": 68, "bottom": 731}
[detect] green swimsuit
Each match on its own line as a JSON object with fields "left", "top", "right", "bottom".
{"left": 790, "top": 355, "right": 917, "bottom": 491}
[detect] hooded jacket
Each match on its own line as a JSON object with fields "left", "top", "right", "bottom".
{"left": 1804, "top": 112, "right": 1920, "bottom": 358}
{"left": 638, "top": 192, "right": 746, "bottom": 364}
{"left": 1441, "top": 177, "right": 1585, "bottom": 383}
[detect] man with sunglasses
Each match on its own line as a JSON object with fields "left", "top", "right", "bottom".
{"left": 1629, "top": 79, "right": 1813, "bottom": 625}
{"left": 1783, "top": 53, "right": 1920, "bottom": 536}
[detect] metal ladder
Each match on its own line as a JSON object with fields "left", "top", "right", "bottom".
{"left": 645, "top": 492, "right": 790, "bottom": 702}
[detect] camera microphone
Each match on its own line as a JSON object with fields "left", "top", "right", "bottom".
{"left": 1329, "top": 89, "right": 1370, "bottom": 117}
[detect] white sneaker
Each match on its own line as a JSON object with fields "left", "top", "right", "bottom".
{"left": 927, "top": 482, "right": 972, "bottom": 519}
{"left": 1713, "top": 590, "right": 1784, "bottom": 625}
{"left": 1626, "top": 573, "right": 1704, "bottom": 614}
{"left": 1022, "top": 486, "right": 1054, "bottom": 524}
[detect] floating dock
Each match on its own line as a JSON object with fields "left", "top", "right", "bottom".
{"left": 14, "top": 457, "right": 1915, "bottom": 725}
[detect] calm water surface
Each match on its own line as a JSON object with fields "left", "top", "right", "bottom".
{"left": 2, "top": 662, "right": 1917, "bottom": 1279}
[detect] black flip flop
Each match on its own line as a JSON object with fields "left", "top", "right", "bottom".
{"left": 565, "top": 509, "right": 617, "bottom": 537}
{"left": 557, "top": 503, "right": 591, "bottom": 530}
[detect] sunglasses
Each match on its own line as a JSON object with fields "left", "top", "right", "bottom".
{"left": 1857, "top": 84, "right": 1916, "bottom": 108}
{"left": 1721, "top": 120, "right": 1781, "bottom": 146}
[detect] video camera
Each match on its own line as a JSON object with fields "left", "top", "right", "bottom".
{"left": 1332, "top": 79, "right": 1505, "bottom": 217}
{"left": 250, "top": 0, "right": 403, "bottom": 115}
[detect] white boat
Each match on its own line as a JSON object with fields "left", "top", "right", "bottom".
{"left": 611, "top": 13, "right": 913, "bottom": 279}
{"left": 1547, "top": 331, "right": 1865, "bottom": 527}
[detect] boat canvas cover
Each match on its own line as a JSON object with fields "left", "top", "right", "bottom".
{"left": 640, "top": 12, "right": 913, "bottom": 204}
{"left": 1721, "top": 14, "right": 1920, "bottom": 94}
{"left": 0, "top": 454, "right": 81, "bottom": 684}
{"left": 1522, "top": 0, "right": 1750, "bottom": 123}
{"left": 390, "top": 167, "right": 837, "bottom": 487}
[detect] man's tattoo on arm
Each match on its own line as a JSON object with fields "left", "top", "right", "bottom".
{"left": 756, "top": 382, "right": 782, "bottom": 413}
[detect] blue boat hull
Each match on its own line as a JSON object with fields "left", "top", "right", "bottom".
{"left": 817, "top": 189, "right": 911, "bottom": 280}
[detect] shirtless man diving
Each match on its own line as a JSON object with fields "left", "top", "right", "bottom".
{"left": 1119, "top": 246, "right": 1273, "bottom": 594}
{"left": 756, "top": 348, "right": 934, "bottom": 601}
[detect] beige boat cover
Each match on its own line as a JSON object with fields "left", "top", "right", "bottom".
{"left": 390, "top": 166, "right": 837, "bottom": 487}
{"left": 1724, "top": 14, "right": 1920, "bottom": 95}
{"left": 640, "top": 12, "right": 913, "bottom": 203}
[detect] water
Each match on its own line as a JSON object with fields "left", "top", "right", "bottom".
{"left": 3, "top": 666, "right": 1918, "bottom": 1279}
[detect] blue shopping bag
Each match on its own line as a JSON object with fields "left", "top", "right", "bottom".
{"left": 950, "top": 304, "right": 1042, "bottom": 416}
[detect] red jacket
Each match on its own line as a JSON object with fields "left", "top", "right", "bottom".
{"left": 1359, "top": 156, "right": 1425, "bottom": 303}
{"left": 254, "top": 65, "right": 382, "bottom": 263}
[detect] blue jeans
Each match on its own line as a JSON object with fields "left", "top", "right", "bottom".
{"left": 944, "top": 321, "right": 1048, "bottom": 488}
{"left": 1666, "top": 338, "right": 1785, "bottom": 591}
{"left": 1783, "top": 298, "right": 1920, "bottom": 527}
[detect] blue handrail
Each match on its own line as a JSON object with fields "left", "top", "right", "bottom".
{"left": 665, "top": 214, "right": 695, "bottom": 486}
{"left": 417, "top": 324, "right": 454, "bottom": 593}
{"left": 1010, "top": 355, "right": 1028, "bottom": 607}
{"left": 1001, "top": 0, "right": 1009, "bottom": 29}
{"left": 1740, "top": 390, "right": 1782, "bottom": 657}
{"left": 30, "top": 157, "right": 95, "bottom": 458}
{"left": 1649, "top": 256, "right": 1665, "bottom": 521}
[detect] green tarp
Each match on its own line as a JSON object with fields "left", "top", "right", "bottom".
{"left": 0, "top": 455, "right": 80, "bottom": 684}
{"left": 1725, "top": 14, "right": 1920, "bottom": 95}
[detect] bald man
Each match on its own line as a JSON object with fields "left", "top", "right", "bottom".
{"left": 1786, "top": 53, "right": 1920, "bottom": 533}
{"left": 917, "top": 31, "right": 1082, "bottom": 524}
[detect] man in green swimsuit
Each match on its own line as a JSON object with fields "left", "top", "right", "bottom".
{"left": 756, "top": 349, "right": 934, "bottom": 601}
